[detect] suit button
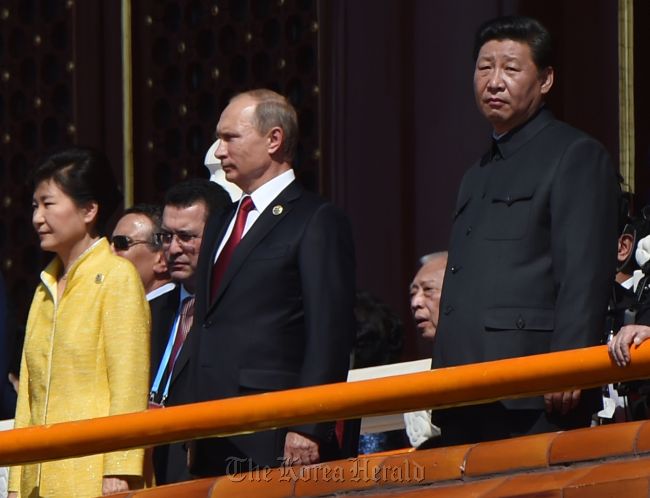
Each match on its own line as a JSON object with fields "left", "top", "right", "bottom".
{"left": 444, "top": 305, "right": 454, "bottom": 315}
{"left": 516, "top": 316, "right": 525, "bottom": 329}
{"left": 466, "top": 226, "right": 472, "bottom": 235}
{"left": 450, "top": 265, "right": 461, "bottom": 274}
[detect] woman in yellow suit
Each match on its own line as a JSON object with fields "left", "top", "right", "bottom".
{"left": 8, "top": 148, "right": 150, "bottom": 498}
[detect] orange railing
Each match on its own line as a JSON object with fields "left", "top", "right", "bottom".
{"left": 1, "top": 342, "right": 650, "bottom": 466}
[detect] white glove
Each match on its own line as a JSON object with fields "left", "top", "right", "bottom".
{"left": 635, "top": 234, "right": 650, "bottom": 268}
{"left": 403, "top": 410, "right": 440, "bottom": 447}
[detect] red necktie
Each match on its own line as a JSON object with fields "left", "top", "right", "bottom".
{"left": 166, "top": 295, "right": 195, "bottom": 379}
{"left": 211, "top": 196, "right": 255, "bottom": 300}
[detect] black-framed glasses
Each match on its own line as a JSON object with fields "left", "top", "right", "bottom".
{"left": 111, "top": 235, "right": 152, "bottom": 251}
{"left": 155, "top": 231, "right": 201, "bottom": 247}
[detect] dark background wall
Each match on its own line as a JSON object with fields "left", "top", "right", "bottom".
{"left": 0, "top": 0, "right": 646, "bottom": 361}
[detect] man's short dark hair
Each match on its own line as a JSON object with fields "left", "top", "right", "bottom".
{"left": 473, "top": 16, "right": 553, "bottom": 70}
{"left": 164, "top": 178, "right": 231, "bottom": 220}
{"left": 123, "top": 203, "right": 164, "bottom": 250}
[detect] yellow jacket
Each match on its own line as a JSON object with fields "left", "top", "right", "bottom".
{"left": 9, "top": 238, "right": 150, "bottom": 498}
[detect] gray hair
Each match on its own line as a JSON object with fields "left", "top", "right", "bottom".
{"left": 419, "top": 251, "right": 448, "bottom": 266}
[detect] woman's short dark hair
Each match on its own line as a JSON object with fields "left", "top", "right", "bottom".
{"left": 473, "top": 16, "right": 553, "bottom": 70}
{"left": 31, "top": 148, "right": 122, "bottom": 234}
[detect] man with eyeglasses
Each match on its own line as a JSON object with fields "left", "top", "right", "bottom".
{"left": 150, "top": 178, "right": 230, "bottom": 485}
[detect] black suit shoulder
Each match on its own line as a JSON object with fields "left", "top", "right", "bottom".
{"left": 149, "top": 286, "right": 180, "bottom": 375}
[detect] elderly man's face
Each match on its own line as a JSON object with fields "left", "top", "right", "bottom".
{"left": 410, "top": 258, "right": 446, "bottom": 341}
{"left": 474, "top": 39, "right": 553, "bottom": 135}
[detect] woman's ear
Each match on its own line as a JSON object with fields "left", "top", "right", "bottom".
{"left": 82, "top": 201, "right": 99, "bottom": 225}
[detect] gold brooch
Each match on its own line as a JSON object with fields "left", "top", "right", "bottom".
{"left": 95, "top": 274, "right": 104, "bottom": 284}
{"left": 272, "top": 205, "right": 283, "bottom": 216}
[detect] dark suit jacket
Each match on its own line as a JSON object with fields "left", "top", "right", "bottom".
{"left": 434, "top": 108, "right": 619, "bottom": 411}
{"left": 148, "top": 285, "right": 194, "bottom": 485}
{"left": 149, "top": 285, "right": 180, "bottom": 377}
{"left": 185, "top": 179, "right": 356, "bottom": 476}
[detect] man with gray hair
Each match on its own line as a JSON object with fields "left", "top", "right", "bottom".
{"left": 410, "top": 251, "right": 447, "bottom": 341}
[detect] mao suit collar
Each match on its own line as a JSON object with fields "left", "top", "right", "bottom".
{"left": 487, "top": 106, "right": 554, "bottom": 162}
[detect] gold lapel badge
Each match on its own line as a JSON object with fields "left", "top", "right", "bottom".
{"left": 95, "top": 273, "right": 105, "bottom": 284}
{"left": 272, "top": 205, "right": 284, "bottom": 216}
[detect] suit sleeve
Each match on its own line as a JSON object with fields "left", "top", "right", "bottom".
{"left": 291, "top": 203, "right": 356, "bottom": 439}
{"left": 549, "top": 137, "right": 619, "bottom": 351}
{"left": 101, "top": 262, "right": 151, "bottom": 477}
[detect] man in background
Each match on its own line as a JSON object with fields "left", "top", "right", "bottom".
{"left": 410, "top": 251, "right": 447, "bottom": 342}
{"left": 150, "top": 179, "right": 229, "bottom": 485}
{"left": 112, "top": 204, "right": 176, "bottom": 375}
{"left": 112, "top": 204, "right": 175, "bottom": 299}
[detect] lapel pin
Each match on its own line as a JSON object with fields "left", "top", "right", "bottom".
{"left": 272, "top": 205, "right": 284, "bottom": 216}
{"left": 95, "top": 273, "right": 104, "bottom": 284}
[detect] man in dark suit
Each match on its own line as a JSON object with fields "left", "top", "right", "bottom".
{"left": 431, "top": 16, "right": 619, "bottom": 445}
{"left": 185, "top": 89, "right": 355, "bottom": 476}
{"left": 149, "top": 180, "right": 229, "bottom": 484}
{"left": 111, "top": 204, "right": 177, "bottom": 372}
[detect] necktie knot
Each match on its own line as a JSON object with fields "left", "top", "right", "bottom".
{"left": 240, "top": 195, "right": 255, "bottom": 214}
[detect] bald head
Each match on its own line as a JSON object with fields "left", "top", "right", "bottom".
{"left": 111, "top": 210, "right": 171, "bottom": 294}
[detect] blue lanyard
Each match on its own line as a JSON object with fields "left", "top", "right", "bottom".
{"left": 150, "top": 311, "right": 182, "bottom": 403}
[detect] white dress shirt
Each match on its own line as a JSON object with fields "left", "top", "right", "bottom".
{"left": 146, "top": 282, "right": 177, "bottom": 302}
{"left": 214, "top": 169, "right": 296, "bottom": 262}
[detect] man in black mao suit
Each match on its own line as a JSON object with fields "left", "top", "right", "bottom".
{"left": 431, "top": 16, "right": 619, "bottom": 445}
{"left": 185, "top": 89, "right": 355, "bottom": 476}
